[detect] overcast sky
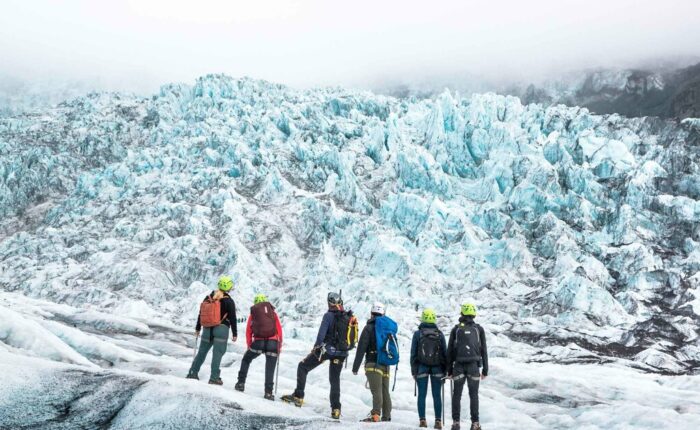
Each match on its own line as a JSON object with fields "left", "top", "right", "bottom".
{"left": 2, "top": 0, "right": 699, "bottom": 92}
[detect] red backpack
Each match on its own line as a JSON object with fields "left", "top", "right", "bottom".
{"left": 200, "top": 296, "right": 227, "bottom": 328}
{"left": 251, "top": 302, "right": 277, "bottom": 338}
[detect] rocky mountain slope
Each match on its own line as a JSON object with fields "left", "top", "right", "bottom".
{"left": 377, "top": 62, "right": 700, "bottom": 120}
{"left": 515, "top": 63, "right": 700, "bottom": 120}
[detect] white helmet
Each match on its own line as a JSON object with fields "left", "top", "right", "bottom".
{"left": 371, "top": 302, "right": 385, "bottom": 315}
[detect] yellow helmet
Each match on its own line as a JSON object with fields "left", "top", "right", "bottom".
{"left": 461, "top": 303, "right": 477, "bottom": 317}
{"left": 218, "top": 276, "right": 234, "bottom": 292}
{"left": 254, "top": 293, "right": 268, "bottom": 305}
{"left": 421, "top": 309, "right": 437, "bottom": 324}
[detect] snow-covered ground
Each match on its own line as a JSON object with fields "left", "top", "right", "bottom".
{"left": 1, "top": 75, "right": 699, "bottom": 428}
{"left": 1, "top": 291, "right": 699, "bottom": 429}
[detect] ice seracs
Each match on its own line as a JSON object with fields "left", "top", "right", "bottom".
{"left": 1, "top": 74, "right": 699, "bottom": 381}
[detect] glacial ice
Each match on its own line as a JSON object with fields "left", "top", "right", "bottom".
{"left": 1, "top": 74, "right": 700, "bottom": 428}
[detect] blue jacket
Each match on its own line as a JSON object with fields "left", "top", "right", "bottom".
{"left": 315, "top": 309, "right": 348, "bottom": 357}
{"left": 410, "top": 322, "right": 447, "bottom": 376}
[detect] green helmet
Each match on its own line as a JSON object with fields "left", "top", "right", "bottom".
{"left": 254, "top": 293, "right": 268, "bottom": 305}
{"left": 461, "top": 302, "right": 477, "bottom": 317}
{"left": 218, "top": 276, "right": 234, "bottom": 292}
{"left": 421, "top": 308, "right": 437, "bottom": 324}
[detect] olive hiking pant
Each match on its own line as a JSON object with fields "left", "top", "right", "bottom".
{"left": 365, "top": 363, "right": 392, "bottom": 420}
{"left": 189, "top": 325, "right": 229, "bottom": 380}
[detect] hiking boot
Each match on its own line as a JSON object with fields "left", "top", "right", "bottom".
{"left": 435, "top": 419, "right": 443, "bottom": 429}
{"left": 470, "top": 422, "right": 481, "bottom": 430}
{"left": 451, "top": 423, "right": 460, "bottom": 430}
{"left": 185, "top": 373, "right": 199, "bottom": 380}
{"left": 331, "top": 409, "right": 341, "bottom": 420}
{"left": 234, "top": 382, "right": 245, "bottom": 392}
{"left": 381, "top": 417, "right": 391, "bottom": 422}
{"left": 361, "top": 413, "right": 380, "bottom": 422}
{"left": 281, "top": 394, "right": 304, "bottom": 407}
{"left": 208, "top": 378, "right": 223, "bottom": 385}
{"left": 264, "top": 392, "right": 275, "bottom": 401}
{"left": 419, "top": 418, "right": 428, "bottom": 427}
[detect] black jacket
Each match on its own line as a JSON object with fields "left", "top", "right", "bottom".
{"left": 352, "top": 316, "right": 378, "bottom": 372}
{"left": 195, "top": 291, "right": 237, "bottom": 337}
{"left": 446, "top": 316, "right": 488, "bottom": 376}
{"left": 316, "top": 307, "right": 348, "bottom": 357}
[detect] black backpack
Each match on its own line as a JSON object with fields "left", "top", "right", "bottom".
{"left": 453, "top": 322, "right": 482, "bottom": 363}
{"left": 330, "top": 310, "right": 359, "bottom": 351}
{"left": 416, "top": 327, "right": 444, "bottom": 366}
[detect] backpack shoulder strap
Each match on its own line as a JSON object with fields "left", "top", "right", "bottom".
{"left": 454, "top": 323, "right": 463, "bottom": 345}
{"left": 220, "top": 296, "right": 229, "bottom": 323}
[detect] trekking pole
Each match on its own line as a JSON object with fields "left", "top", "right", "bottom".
{"left": 393, "top": 366, "right": 398, "bottom": 392}
{"left": 442, "top": 379, "right": 446, "bottom": 425}
{"left": 193, "top": 333, "right": 199, "bottom": 359}
{"left": 450, "top": 378, "right": 453, "bottom": 419}
{"left": 275, "top": 350, "right": 281, "bottom": 396}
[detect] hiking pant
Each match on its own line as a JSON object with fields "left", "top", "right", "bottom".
{"left": 294, "top": 350, "right": 345, "bottom": 410}
{"left": 417, "top": 366, "right": 444, "bottom": 420}
{"left": 365, "top": 363, "right": 392, "bottom": 420}
{"left": 237, "top": 339, "right": 279, "bottom": 393}
{"left": 189, "top": 325, "right": 229, "bottom": 380}
{"left": 451, "top": 362, "right": 480, "bottom": 423}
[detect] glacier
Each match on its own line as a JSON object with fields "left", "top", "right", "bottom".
{"left": 1, "top": 75, "right": 700, "bottom": 429}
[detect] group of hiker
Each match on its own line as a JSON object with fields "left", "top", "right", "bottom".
{"left": 186, "top": 276, "right": 488, "bottom": 430}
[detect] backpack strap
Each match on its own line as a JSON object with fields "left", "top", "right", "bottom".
{"left": 219, "top": 297, "right": 229, "bottom": 325}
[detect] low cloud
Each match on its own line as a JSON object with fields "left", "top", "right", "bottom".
{"left": 2, "top": 0, "right": 699, "bottom": 92}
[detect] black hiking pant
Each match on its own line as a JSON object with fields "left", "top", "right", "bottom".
{"left": 293, "top": 350, "right": 346, "bottom": 410}
{"left": 237, "top": 339, "right": 279, "bottom": 393}
{"left": 452, "top": 362, "right": 480, "bottom": 423}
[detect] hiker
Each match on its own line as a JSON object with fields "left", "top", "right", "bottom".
{"left": 352, "top": 302, "right": 392, "bottom": 423}
{"left": 186, "top": 276, "right": 238, "bottom": 385}
{"left": 235, "top": 293, "right": 283, "bottom": 400}
{"left": 446, "top": 303, "right": 488, "bottom": 430}
{"left": 411, "top": 309, "right": 448, "bottom": 429}
{"left": 282, "top": 292, "right": 358, "bottom": 420}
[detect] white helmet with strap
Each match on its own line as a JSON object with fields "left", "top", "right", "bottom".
{"left": 371, "top": 302, "right": 385, "bottom": 315}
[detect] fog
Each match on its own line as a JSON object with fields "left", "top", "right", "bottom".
{"left": 2, "top": 0, "right": 700, "bottom": 92}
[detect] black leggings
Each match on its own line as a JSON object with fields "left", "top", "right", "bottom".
{"left": 452, "top": 362, "right": 480, "bottom": 422}
{"left": 294, "top": 351, "right": 345, "bottom": 410}
{"left": 237, "top": 340, "right": 279, "bottom": 393}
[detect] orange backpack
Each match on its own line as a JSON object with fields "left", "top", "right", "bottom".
{"left": 200, "top": 296, "right": 228, "bottom": 327}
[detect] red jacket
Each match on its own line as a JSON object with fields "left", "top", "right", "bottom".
{"left": 246, "top": 308, "right": 283, "bottom": 351}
